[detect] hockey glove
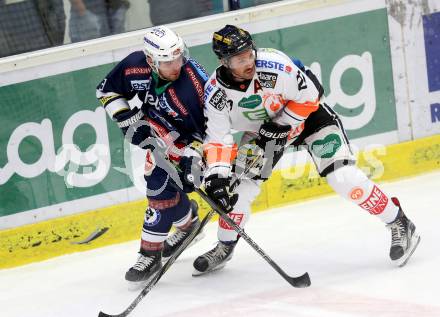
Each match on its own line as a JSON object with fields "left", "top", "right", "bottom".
{"left": 179, "top": 140, "right": 205, "bottom": 193}
{"left": 114, "top": 107, "right": 150, "bottom": 146}
{"left": 204, "top": 174, "right": 238, "bottom": 213}
{"left": 256, "top": 121, "right": 291, "bottom": 150}
{"left": 255, "top": 121, "right": 291, "bottom": 180}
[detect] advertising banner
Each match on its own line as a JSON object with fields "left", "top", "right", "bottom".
{"left": 0, "top": 7, "right": 397, "bottom": 222}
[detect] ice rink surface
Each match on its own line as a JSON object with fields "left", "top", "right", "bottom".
{"left": 1, "top": 171, "right": 439, "bottom": 317}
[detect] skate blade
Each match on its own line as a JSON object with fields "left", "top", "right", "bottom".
{"left": 192, "top": 261, "right": 229, "bottom": 277}
{"left": 394, "top": 233, "right": 421, "bottom": 267}
{"left": 162, "top": 232, "right": 206, "bottom": 263}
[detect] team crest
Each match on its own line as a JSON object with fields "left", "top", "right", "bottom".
{"left": 144, "top": 207, "right": 161, "bottom": 226}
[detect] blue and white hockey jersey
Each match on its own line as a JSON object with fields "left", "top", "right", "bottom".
{"left": 96, "top": 51, "right": 208, "bottom": 148}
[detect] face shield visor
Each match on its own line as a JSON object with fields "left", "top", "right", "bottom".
{"left": 157, "top": 45, "right": 190, "bottom": 71}
{"left": 223, "top": 48, "right": 256, "bottom": 70}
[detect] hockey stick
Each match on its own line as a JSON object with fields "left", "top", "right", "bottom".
{"left": 194, "top": 190, "right": 311, "bottom": 288}
{"left": 98, "top": 208, "right": 216, "bottom": 317}
{"left": 98, "top": 153, "right": 262, "bottom": 317}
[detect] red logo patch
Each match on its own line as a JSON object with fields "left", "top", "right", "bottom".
{"left": 285, "top": 65, "right": 292, "bottom": 73}
{"left": 168, "top": 88, "right": 188, "bottom": 115}
{"left": 185, "top": 66, "right": 204, "bottom": 106}
{"left": 124, "top": 67, "right": 151, "bottom": 76}
{"left": 358, "top": 185, "right": 388, "bottom": 215}
{"left": 219, "top": 213, "right": 244, "bottom": 230}
{"left": 349, "top": 187, "right": 364, "bottom": 200}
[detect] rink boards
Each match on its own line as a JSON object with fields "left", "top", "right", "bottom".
{"left": 0, "top": 134, "right": 438, "bottom": 269}
{"left": 1, "top": 0, "right": 440, "bottom": 268}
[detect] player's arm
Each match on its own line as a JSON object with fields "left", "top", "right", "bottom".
{"left": 273, "top": 63, "right": 320, "bottom": 140}
{"left": 201, "top": 86, "right": 238, "bottom": 213}
{"left": 291, "top": 57, "right": 324, "bottom": 99}
{"left": 96, "top": 62, "right": 149, "bottom": 145}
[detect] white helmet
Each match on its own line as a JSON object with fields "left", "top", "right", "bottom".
{"left": 143, "top": 26, "right": 189, "bottom": 73}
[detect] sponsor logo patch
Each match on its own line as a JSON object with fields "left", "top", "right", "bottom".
{"left": 349, "top": 187, "right": 364, "bottom": 200}
{"left": 359, "top": 185, "right": 388, "bottom": 215}
{"left": 98, "top": 94, "right": 120, "bottom": 106}
{"left": 256, "top": 59, "right": 286, "bottom": 71}
{"left": 124, "top": 67, "right": 151, "bottom": 76}
{"left": 168, "top": 88, "right": 188, "bottom": 115}
{"left": 257, "top": 72, "right": 278, "bottom": 89}
{"left": 209, "top": 89, "right": 228, "bottom": 111}
{"left": 131, "top": 79, "right": 151, "bottom": 91}
{"left": 185, "top": 66, "right": 204, "bottom": 106}
{"left": 219, "top": 213, "right": 244, "bottom": 230}
{"left": 238, "top": 95, "right": 262, "bottom": 109}
{"left": 311, "top": 134, "right": 342, "bottom": 158}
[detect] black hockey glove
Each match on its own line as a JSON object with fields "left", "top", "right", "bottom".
{"left": 305, "top": 69, "right": 324, "bottom": 99}
{"left": 256, "top": 121, "right": 291, "bottom": 151}
{"left": 255, "top": 121, "right": 291, "bottom": 180}
{"left": 204, "top": 174, "right": 238, "bottom": 213}
{"left": 114, "top": 107, "right": 150, "bottom": 146}
{"left": 179, "top": 141, "right": 205, "bottom": 193}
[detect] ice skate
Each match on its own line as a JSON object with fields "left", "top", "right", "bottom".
{"left": 387, "top": 198, "right": 421, "bottom": 267}
{"left": 192, "top": 240, "right": 237, "bottom": 276}
{"left": 162, "top": 200, "right": 205, "bottom": 261}
{"left": 125, "top": 249, "right": 162, "bottom": 289}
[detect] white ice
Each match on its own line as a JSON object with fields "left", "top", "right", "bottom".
{"left": 1, "top": 171, "right": 439, "bottom": 317}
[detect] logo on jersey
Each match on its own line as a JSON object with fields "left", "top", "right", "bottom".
{"left": 158, "top": 94, "right": 179, "bottom": 118}
{"left": 243, "top": 109, "right": 269, "bottom": 121}
{"left": 185, "top": 66, "right": 204, "bottom": 107}
{"left": 204, "top": 83, "right": 214, "bottom": 103}
{"left": 144, "top": 207, "right": 161, "bottom": 226}
{"left": 359, "top": 185, "right": 388, "bottom": 215}
{"left": 168, "top": 88, "right": 188, "bottom": 115}
{"left": 124, "top": 67, "right": 151, "bottom": 76}
{"left": 238, "top": 95, "right": 262, "bottom": 109}
{"left": 209, "top": 89, "right": 228, "bottom": 111}
{"left": 256, "top": 59, "right": 286, "bottom": 71}
{"left": 257, "top": 72, "right": 278, "bottom": 89}
{"left": 131, "top": 79, "right": 151, "bottom": 91}
{"left": 310, "top": 134, "right": 342, "bottom": 158}
{"left": 97, "top": 78, "right": 107, "bottom": 91}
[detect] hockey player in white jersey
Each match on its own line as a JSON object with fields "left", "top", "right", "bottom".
{"left": 186, "top": 25, "right": 420, "bottom": 275}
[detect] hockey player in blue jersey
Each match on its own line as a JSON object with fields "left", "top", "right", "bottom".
{"left": 96, "top": 26, "right": 208, "bottom": 284}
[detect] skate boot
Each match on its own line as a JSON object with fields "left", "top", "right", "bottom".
{"left": 162, "top": 200, "right": 205, "bottom": 260}
{"left": 125, "top": 249, "right": 162, "bottom": 287}
{"left": 192, "top": 240, "right": 237, "bottom": 276}
{"left": 386, "top": 197, "right": 421, "bottom": 267}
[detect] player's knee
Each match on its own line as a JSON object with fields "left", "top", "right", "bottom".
{"left": 326, "top": 165, "right": 372, "bottom": 202}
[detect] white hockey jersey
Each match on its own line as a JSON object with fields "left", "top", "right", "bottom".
{"left": 203, "top": 48, "right": 320, "bottom": 176}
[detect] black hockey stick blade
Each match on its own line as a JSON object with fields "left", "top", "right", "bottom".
{"left": 287, "top": 272, "right": 311, "bottom": 288}
{"left": 71, "top": 227, "right": 109, "bottom": 245}
{"left": 195, "top": 188, "right": 311, "bottom": 288}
